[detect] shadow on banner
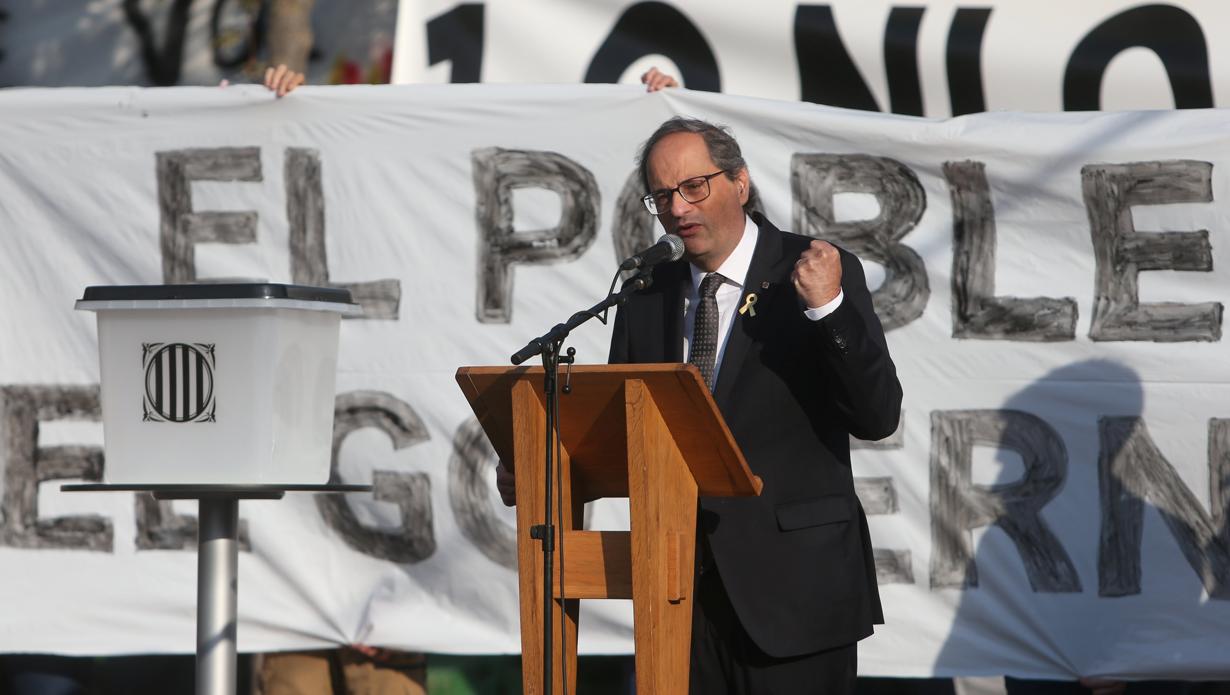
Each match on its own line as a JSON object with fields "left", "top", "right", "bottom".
{"left": 931, "top": 359, "right": 1222, "bottom": 692}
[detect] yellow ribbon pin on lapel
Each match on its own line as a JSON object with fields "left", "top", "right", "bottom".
{"left": 739, "top": 292, "right": 758, "bottom": 317}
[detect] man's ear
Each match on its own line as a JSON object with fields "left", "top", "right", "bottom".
{"left": 735, "top": 168, "right": 750, "bottom": 205}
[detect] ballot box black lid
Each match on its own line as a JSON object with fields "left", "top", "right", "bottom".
{"left": 79, "top": 283, "right": 355, "bottom": 304}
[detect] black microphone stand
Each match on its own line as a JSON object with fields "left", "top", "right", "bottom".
{"left": 510, "top": 270, "right": 654, "bottom": 695}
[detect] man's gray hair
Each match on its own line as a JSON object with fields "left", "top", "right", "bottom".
{"left": 637, "top": 117, "right": 759, "bottom": 213}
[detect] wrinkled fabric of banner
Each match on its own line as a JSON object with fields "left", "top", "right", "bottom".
{"left": 394, "top": 0, "right": 1230, "bottom": 114}
{"left": 0, "top": 84, "right": 1228, "bottom": 679}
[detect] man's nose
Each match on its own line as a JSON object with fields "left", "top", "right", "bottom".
{"left": 669, "top": 190, "right": 695, "bottom": 216}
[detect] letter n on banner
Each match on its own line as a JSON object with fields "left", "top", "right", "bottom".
{"left": 1098, "top": 417, "right": 1230, "bottom": 599}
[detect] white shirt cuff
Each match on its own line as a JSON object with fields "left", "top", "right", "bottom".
{"left": 804, "top": 290, "right": 844, "bottom": 321}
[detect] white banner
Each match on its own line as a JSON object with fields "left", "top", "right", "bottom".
{"left": 394, "top": 0, "right": 1230, "bottom": 114}
{"left": 1, "top": 84, "right": 1229, "bottom": 680}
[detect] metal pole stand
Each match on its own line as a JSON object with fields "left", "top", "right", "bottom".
{"left": 196, "top": 496, "right": 239, "bottom": 695}
{"left": 63, "top": 483, "right": 370, "bottom": 695}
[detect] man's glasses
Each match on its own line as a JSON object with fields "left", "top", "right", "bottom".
{"left": 642, "top": 170, "right": 729, "bottom": 215}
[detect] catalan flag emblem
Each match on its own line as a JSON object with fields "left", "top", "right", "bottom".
{"left": 142, "top": 342, "right": 216, "bottom": 423}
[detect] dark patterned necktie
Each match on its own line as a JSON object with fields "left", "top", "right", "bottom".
{"left": 689, "top": 272, "right": 726, "bottom": 390}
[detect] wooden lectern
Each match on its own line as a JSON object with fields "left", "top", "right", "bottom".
{"left": 456, "top": 363, "right": 762, "bottom": 695}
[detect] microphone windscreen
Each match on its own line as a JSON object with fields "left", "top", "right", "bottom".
{"left": 660, "top": 234, "right": 685, "bottom": 262}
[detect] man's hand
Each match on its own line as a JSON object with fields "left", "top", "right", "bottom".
{"left": 640, "top": 66, "right": 679, "bottom": 92}
{"left": 1078, "top": 677, "right": 1126, "bottom": 695}
{"left": 349, "top": 644, "right": 395, "bottom": 661}
{"left": 264, "top": 64, "right": 305, "bottom": 97}
{"left": 495, "top": 461, "right": 516, "bottom": 507}
{"left": 791, "top": 240, "right": 842, "bottom": 308}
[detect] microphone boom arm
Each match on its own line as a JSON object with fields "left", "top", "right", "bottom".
{"left": 510, "top": 271, "right": 653, "bottom": 365}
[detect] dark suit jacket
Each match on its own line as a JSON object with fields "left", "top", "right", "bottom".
{"left": 608, "top": 213, "right": 902, "bottom": 658}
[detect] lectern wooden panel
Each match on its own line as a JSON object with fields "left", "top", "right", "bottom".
{"left": 457, "top": 364, "right": 761, "bottom": 695}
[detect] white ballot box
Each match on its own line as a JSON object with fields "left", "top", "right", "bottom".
{"left": 76, "top": 284, "right": 359, "bottom": 485}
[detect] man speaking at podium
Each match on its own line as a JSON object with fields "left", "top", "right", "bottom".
{"left": 612, "top": 116, "right": 902, "bottom": 694}
{"left": 500, "top": 116, "right": 902, "bottom": 694}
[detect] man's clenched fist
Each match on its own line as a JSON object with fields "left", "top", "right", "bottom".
{"left": 791, "top": 239, "right": 842, "bottom": 308}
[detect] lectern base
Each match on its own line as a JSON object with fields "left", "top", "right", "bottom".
{"left": 62, "top": 483, "right": 370, "bottom": 695}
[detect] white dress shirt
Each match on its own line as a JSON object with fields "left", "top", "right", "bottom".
{"left": 683, "top": 216, "right": 844, "bottom": 382}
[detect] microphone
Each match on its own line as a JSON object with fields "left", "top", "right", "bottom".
{"left": 618, "top": 234, "right": 685, "bottom": 271}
